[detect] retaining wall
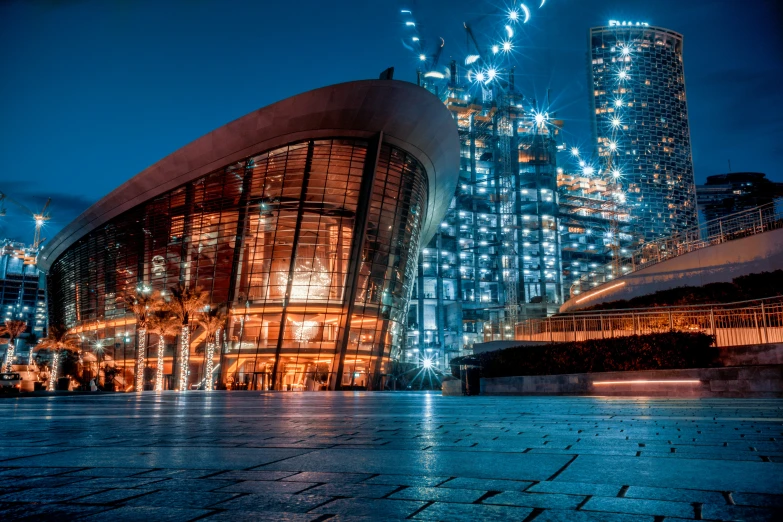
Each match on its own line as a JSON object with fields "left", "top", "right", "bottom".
{"left": 443, "top": 344, "right": 783, "bottom": 397}
{"left": 561, "top": 227, "right": 783, "bottom": 312}
{"left": 480, "top": 366, "right": 783, "bottom": 398}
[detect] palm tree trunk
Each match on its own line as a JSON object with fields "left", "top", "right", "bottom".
{"left": 4, "top": 336, "right": 15, "bottom": 372}
{"left": 179, "top": 325, "right": 190, "bottom": 391}
{"left": 205, "top": 327, "right": 219, "bottom": 392}
{"left": 155, "top": 336, "right": 164, "bottom": 392}
{"left": 48, "top": 350, "right": 60, "bottom": 391}
{"left": 135, "top": 328, "right": 147, "bottom": 392}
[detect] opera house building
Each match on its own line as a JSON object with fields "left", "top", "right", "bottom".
{"left": 38, "top": 80, "right": 459, "bottom": 391}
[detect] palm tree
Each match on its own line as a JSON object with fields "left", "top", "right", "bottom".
{"left": 147, "top": 310, "right": 179, "bottom": 391}
{"left": 1, "top": 320, "right": 27, "bottom": 372}
{"left": 196, "top": 304, "right": 227, "bottom": 391}
{"left": 166, "top": 284, "right": 209, "bottom": 391}
{"left": 119, "top": 286, "right": 161, "bottom": 392}
{"left": 36, "top": 324, "right": 80, "bottom": 391}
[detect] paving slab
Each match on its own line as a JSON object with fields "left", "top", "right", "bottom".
{"left": 556, "top": 454, "right": 783, "bottom": 494}
{"left": 5, "top": 446, "right": 310, "bottom": 470}
{"left": 412, "top": 501, "right": 533, "bottom": 521}
{"left": 1, "top": 393, "right": 782, "bottom": 520}
{"left": 580, "top": 496, "right": 696, "bottom": 518}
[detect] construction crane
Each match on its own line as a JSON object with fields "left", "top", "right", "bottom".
{"left": 0, "top": 191, "right": 51, "bottom": 251}
{"left": 463, "top": 23, "right": 484, "bottom": 62}
{"left": 32, "top": 198, "right": 51, "bottom": 250}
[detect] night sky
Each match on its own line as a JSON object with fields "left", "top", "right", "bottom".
{"left": 1, "top": 0, "right": 781, "bottom": 244}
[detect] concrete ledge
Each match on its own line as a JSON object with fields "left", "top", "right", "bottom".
{"left": 720, "top": 343, "right": 783, "bottom": 366}
{"left": 442, "top": 380, "right": 462, "bottom": 396}
{"left": 480, "top": 365, "right": 783, "bottom": 397}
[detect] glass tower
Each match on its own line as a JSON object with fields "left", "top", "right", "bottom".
{"left": 589, "top": 23, "right": 698, "bottom": 242}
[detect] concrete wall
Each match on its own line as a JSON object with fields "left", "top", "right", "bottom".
{"left": 720, "top": 343, "right": 783, "bottom": 366}
{"left": 481, "top": 366, "right": 783, "bottom": 398}
{"left": 442, "top": 379, "right": 462, "bottom": 396}
{"left": 561, "top": 227, "right": 783, "bottom": 312}
{"left": 472, "top": 340, "right": 550, "bottom": 354}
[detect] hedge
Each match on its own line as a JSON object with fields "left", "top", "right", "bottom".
{"left": 450, "top": 332, "right": 718, "bottom": 379}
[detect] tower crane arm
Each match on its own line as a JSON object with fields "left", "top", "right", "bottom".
{"left": 0, "top": 191, "right": 35, "bottom": 216}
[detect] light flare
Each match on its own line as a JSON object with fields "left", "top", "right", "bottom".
{"left": 520, "top": 3, "right": 531, "bottom": 23}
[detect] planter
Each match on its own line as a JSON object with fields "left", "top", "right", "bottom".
{"left": 56, "top": 377, "right": 71, "bottom": 391}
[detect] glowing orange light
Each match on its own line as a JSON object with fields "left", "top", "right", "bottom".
{"left": 574, "top": 281, "right": 626, "bottom": 303}
{"left": 593, "top": 380, "right": 701, "bottom": 385}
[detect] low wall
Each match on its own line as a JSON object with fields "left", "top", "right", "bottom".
{"left": 561, "top": 227, "right": 783, "bottom": 312}
{"left": 472, "top": 340, "right": 550, "bottom": 354}
{"left": 442, "top": 379, "right": 462, "bottom": 396}
{"left": 720, "top": 343, "right": 783, "bottom": 366}
{"left": 481, "top": 366, "right": 783, "bottom": 398}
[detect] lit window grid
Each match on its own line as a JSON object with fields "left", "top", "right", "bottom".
{"left": 47, "top": 138, "right": 428, "bottom": 391}
{"left": 0, "top": 254, "right": 47, "bottom": 364}
{"left": 408, "top": 116, "right": 563, "bottom": 354}
{"left": 589, "top": 25, "right": 697, "bottom": 243}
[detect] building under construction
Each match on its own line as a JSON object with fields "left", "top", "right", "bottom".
{"left": 556, "top": 167, "right": 635, "bottom": 299}
{"left": 0, "top": 240, "right": 48, "bottom": 360}
{"left": 399, "top": 5, "right": 633, "bottom": 368}
{"left": 0, "top": 193, "right": 52, "bottom": 364}
{"left": 404, "top": 61, "right": 565, "bottom": 369}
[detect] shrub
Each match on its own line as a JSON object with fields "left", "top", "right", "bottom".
{"left": 451, "top": 332, "right": 718, "bottom": 379}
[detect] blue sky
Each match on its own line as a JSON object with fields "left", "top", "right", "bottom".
{"left": 1, "top": 0, "right": 781, "bottom": 243}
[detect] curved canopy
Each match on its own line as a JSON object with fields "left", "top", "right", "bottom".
{"left": 39, "top": 80, "right": 460, "bottom": 271}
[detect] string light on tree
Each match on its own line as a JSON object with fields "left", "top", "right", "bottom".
{"left": 47, "top": 351, "right": 59, "bottom": 391}
{"left": 179, "top": 326, "right": 189, "bottom": 391}
{"left": 204, "top": 327, "right": 219, "bottom": 392}
{"left": 135, "top": 328, "right": 146, "bottom": 392}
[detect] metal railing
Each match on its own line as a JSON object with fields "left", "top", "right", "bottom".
{"left": 572, "top": 200, "right": 783, "bottom": 294}
{"left": 515, "top": 296, "right": 783, "bottom": 348}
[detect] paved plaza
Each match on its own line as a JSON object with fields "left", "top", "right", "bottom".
{"left": 0, "top": 393, "right": 782, "bottom": 521}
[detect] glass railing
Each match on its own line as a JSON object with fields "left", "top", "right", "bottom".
{"left": 571, "top": 199, "right": 783, "bottom": 295}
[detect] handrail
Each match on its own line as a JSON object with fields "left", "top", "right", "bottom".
{"left": 557, "top": 295, "right": 783, "bottom": 316}
{"left": 515, "top": 294, "right": 783, "bottom": 348}
{"left": 571, "top": 199, "right": 783, "bottom": 296}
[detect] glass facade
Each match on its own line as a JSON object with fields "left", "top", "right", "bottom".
{"left": 589, "top": 25, "right": 698, "bottom": 242}
{"left": 47, "top": 137, "right": 428, "bottom": 391}
{"left": 407, "top": 77, "right": 564, "bottom": 366}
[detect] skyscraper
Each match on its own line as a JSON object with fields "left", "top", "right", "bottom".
{"left": 409, "top": 70, "right": 564, "bottom": 365}
{"left": 588, "top": 21, "right": 698, "bottom": 242}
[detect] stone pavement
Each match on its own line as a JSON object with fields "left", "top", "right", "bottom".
{"left": 0, "top": 393, "right": 782, "bottom": 521}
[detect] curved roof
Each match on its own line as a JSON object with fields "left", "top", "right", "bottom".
{"left": 39, "top": 80, "right": 460, "bottom": 271}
